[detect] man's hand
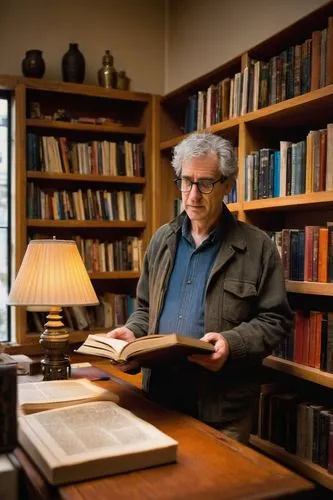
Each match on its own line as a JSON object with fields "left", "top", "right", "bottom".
{"left": 107, "top": 326, "right": 136, "bottom": 342}
{"left": 188, "top": 332, "right": 230, "bottom": 371}
{"left": 106, "top": 327, "right": 139, "bottom": 372}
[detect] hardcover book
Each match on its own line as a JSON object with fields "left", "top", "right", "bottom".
{"left": 18, "top": 378, "right": 119, "bottom": 414}
{"left": 75, "top": 333, "right": 214, "bottom": 366}
{"left": 18, "top": 379, "right": 178, "bottom": 485}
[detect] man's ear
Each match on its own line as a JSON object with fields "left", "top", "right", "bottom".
{"left": 224, "top": 178, "right": 235, "bottom": 196}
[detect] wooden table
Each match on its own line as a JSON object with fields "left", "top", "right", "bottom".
{"left": 15, "top": 367, "right": 315, "bottom": 500}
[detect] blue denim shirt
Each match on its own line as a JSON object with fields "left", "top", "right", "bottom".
{"left": 157, "top": 215, "right": 223, "bottom": 338}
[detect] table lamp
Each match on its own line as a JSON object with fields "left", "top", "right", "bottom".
{"left": 8, "top": 239, "right": 99, "bottom": 381}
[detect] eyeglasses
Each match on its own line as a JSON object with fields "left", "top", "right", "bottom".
{"left": 174, "top": 176, "right": 227, "bottom": 194}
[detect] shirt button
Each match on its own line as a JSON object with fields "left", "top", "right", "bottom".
{"left": 179, "top": 315, "right": 182, "bottom": 319}
{"left": 187, "top": 279, "right": 192, "bottom": 284}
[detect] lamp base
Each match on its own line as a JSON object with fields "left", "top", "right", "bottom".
{"left": 39, "top": 307, "right": 71, "bottom": 381}
{"left": 40, "top": 351, "right": 71, "bottom": 381}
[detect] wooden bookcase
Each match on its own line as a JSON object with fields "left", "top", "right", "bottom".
{"left": 1, "top": 76, "right": 155, "bottom": 346}
{"left": 157, "top": 1, "right": 333, "bottom": 491}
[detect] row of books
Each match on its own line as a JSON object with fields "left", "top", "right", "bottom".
{"left": 28, "top": 292, "right": 136, "bottom": 333}
{"left": 74, "top": 236, "right": 143, "bottom": 273}
{"left": 27, "top": 133, "right": 145, "bottom": 177}
{"left": 184, "top": 18, "right": 333, "bottom": 132}
{"left": 269, "top": 225, "right": 333, "bottom": 283}
{"left": 245, "top": 124, "right": 333, "bottom": 200}
{"left": 256, "top": 384, "right": 333, "bottom": 472}
{"left": 31, "top": 234, "right": 143, "bottom": 273}
{"left": 273, "top": 310, "right": 333, "bottom": 374}
{"left": 27, "top": 183, "right": 144, "bottom": 222}
{"left": 224, "top": 183, "right": 237, "bottom": 205}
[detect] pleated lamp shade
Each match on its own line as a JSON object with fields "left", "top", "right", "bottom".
{"left": 8, "top": 239, "right": 99, "bottom": 307}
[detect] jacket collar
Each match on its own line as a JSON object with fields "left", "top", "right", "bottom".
{"left": 167, "top": 204, "right": 247, "bottom": 252}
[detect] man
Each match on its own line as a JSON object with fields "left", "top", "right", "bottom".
{"left": 108, "top": 132, "right": 292, "bottom": 443}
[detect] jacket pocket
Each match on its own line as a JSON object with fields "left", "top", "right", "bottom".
{"left": 223, "top": 279, "right": 257, "bottom": 324}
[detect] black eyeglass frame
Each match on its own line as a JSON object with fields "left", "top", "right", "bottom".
{"left": 174, "top": 175, "right": 228, "bottom": 194}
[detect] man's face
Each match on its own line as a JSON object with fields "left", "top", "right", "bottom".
{"left": 181, "top": 153, "right": 233, "bottom": 229}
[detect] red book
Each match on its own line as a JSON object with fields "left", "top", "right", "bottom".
{"left": 308, "top": 312, "right": 317, "bottom": 368}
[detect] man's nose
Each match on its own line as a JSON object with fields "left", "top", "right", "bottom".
{"left": 188, "top": 183, "right": 201, "bottom": 197}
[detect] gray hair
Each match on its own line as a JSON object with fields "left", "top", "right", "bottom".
{"left": 171, "top": 133, "right": 238, "bottom": 179}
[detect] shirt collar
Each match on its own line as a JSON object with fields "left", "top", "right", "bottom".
{"left": 181, "top": 209, "right": 225, "bottom": 246}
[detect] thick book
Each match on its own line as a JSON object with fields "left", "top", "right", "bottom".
{"left": 75, "top": 333, "right": 214, "bottom": 366}
{"left": 18, "top": 378, "right": 119, "bottom": 415}
{"left": 18, "top": 400, "right": 178, "bottom": 485}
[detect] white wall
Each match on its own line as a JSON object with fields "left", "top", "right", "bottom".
{"left": 0, "top": 0, "right": 165, "bottom": 94}
{"left": 165, "top": 0, "right": 329, "bottom": 93}
{"left": 0, "top": 1, "right": 329, "bottom": 95}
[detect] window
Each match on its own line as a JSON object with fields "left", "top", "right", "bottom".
{"left": 0, "top": 95, "right": 10, "bottom": 342}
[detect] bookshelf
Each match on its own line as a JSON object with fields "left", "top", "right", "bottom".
{"left": 263, "top": 356, "right": 333, "bottom": 389}
{"left": 4, "top": 76, "right": 154, "bottom": 345}
{"left": 157, "top": 1, "right": 333, "bottom": 490}
{"left": 250, "top": 435, "right": 333, "bottom": 491}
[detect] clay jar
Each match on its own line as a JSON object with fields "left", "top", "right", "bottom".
{"left": 62, "top": 43, "right": 85, "bottom": 83}
{"left": 22, "top": 50, "right": 46, "bottom": 78}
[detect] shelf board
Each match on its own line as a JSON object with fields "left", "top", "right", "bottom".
{"left": 286, "top": 281, "right": 333, "bottom": 295}
{"left": 244, "top": 84, "right": 333, "bottom": 127}
{"left": 22, "top": 77, "right": 151, "bottom": 102}
{"left": 243, "top": 191, "right": 333, "bottom": 211}
{"left": 27, "top": 220, "right": 146, "bottom": 229}
{"left": 160, "top": 86, "right": 333, "bottom": 151}
{"left": 263, "top": 356, "right": 333, "bottom": 388}
{"left": 26, "top": 118, "right": 145, "bottom": 135}
{"left": 160, "top": 117, "right": 240, "bottom": 151}
{"left": 89, "top": 271, "right": 140, "bottom": 280}
{"left": 250, "top": 435, "right": 333, "bottom": 491}
{"left": 226, "top": 202, "right": 240, "bottom": 212}
{"left": 27, "top": 171, "right": 146, "bottom": 184}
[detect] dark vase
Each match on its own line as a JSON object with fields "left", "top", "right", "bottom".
{"left": 22, "top": 50, "right": 45, "bottom": 78}
{"left": 62, "top": 43, "right": 85, "bottom": 83}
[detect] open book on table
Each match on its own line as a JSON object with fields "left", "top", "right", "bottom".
{"left": 75, "top": 333, "right": 214, "bottom": 366}
{"left": 18, "top": 378, "right": 118, "bottom": 414}
{"left": 18, "top": 379, "right": 178, "bottom": 485}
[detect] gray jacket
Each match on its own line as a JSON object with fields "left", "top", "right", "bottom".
{"left": 126, "top": 206, "right": 292, "bottom": 424}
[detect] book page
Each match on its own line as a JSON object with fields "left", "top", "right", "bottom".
{"left": 86, "top": 334, "right": 128, "bottom": 354}
{"left": 20, "top": 401, "right": 178, "bottom": 464}
{"left": 18, "top": 378, "right": 117, "bottom": 408}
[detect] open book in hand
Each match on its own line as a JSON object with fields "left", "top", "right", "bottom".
{"left": 75, "top": 333, "right": 214, "bottom": 366}
{"left": 18, "top": 378, "right": 119, "bottom": 415}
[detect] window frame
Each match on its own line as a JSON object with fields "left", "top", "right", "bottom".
{"left": 0, "top": 90, "right": 12, "bottom": 343}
